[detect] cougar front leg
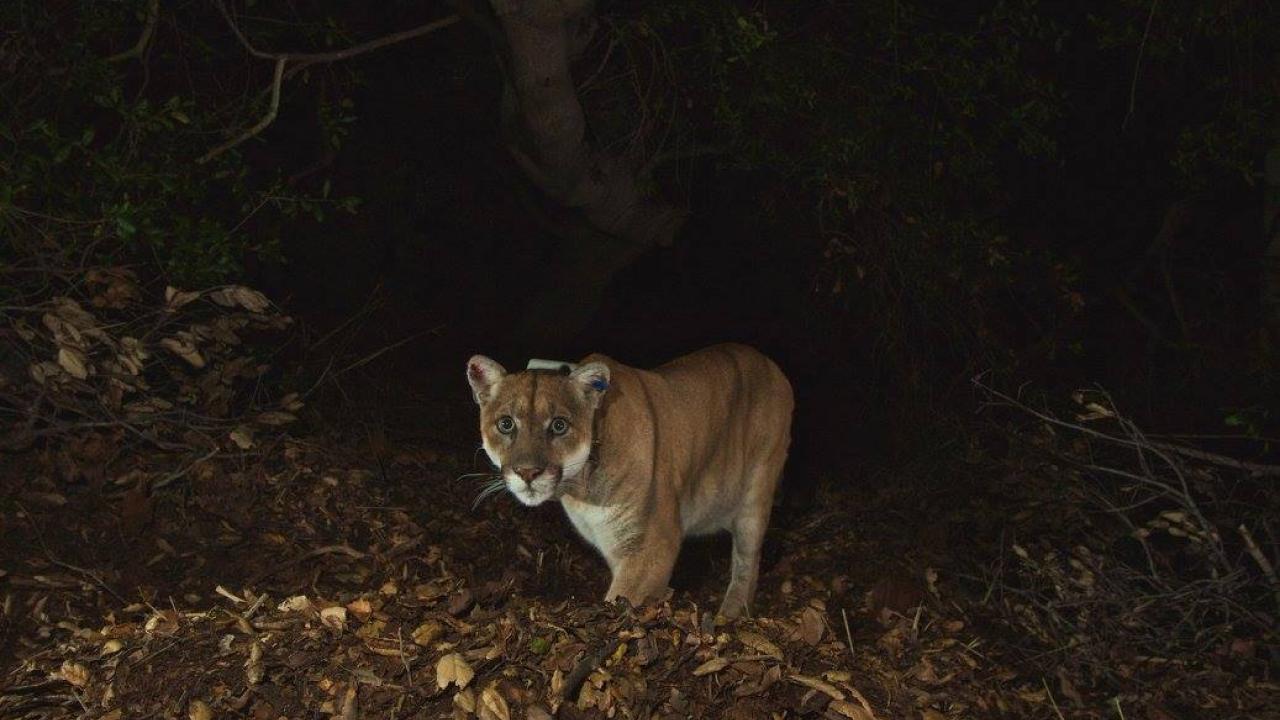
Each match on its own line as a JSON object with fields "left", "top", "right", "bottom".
{"left": 603, "top": 536, "right": 679, "bottom": 609}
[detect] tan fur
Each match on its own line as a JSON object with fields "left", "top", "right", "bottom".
{"left": 466, "top": 343, "right": 793, "bottom": 618}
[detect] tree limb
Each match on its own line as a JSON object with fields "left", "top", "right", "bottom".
{"left": 106, "top": 0, "right": 160, "bottom": 64}
{"left": 198, "top": 56, "right": 286, "bottom": 164}
{"left": 201, "top": 2, "right": 460, "bottom": 163}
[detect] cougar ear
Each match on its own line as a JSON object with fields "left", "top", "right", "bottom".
{"left": 466, "top": 355, "right": 507, "bottom": 405}
{"left": 569, "top": 362, "right": 610, "bottom": 405}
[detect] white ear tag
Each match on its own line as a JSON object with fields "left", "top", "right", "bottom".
{"left": 526, "top": 358, "right": 578, "bottom": 372}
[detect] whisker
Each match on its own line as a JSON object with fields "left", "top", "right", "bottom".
{"left": 456, "top": 471, "right": 501, "bottom": 482}
{"left": 471, "top": 477, "right": 508, "bottom": 509}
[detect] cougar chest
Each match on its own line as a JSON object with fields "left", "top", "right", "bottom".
{"left": 560, "top": 495, "right": 626, "bottom": 568}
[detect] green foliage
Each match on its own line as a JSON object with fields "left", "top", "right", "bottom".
{"left": 625, "top": 0, "right": 1277, "bottom": 402}
{"left": 633, "top": 0, "right": 1077, "bottom": 387}
{"left": 1088, "top": 1, "right": 1278, "bottom": 192}
{"left": 0, "top": 0, "right": 360, "bottom": 285}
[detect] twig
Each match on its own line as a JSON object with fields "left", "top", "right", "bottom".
{"left": 333, "top": 326, "right": 443, "bottom": 377}
{"left": 560, "top": 637, "right": 620, "bottom": 703}
{"left": 1122, "top": 0, "right": 1159, "bottom": 132}
{"left": 247, "top": 544, "right": 367, "bottom": 586}
{"left": 397, "top": 627, "right": 414, "bottom": 687}
{"left": 106, "top": 0, "right": 160, "bottom": 63}
{"left": 280, "top": 16, "right": 462, "bottom": 82}
{"left": 151, "top": 446, "right": 221, "bottom": 490}
{"left": 17, "top": 503, "right": 128, "bottom": 605}
{"left": 974, "top": 378, "right": 1280, "bottom": 477}
{"left": 841, "top": 607, "right": 855, "bottom": 663}
{"left": 1238, "top": 524, "right": 1280, "bottom": 614}
{"left": 1042, "top": 677, "right": 1065, "bottom": 720}
{"left": 201, "top": 2, "right": 460, "bottom": 163}
{"left": 308, "top": 282, "right": 385, "bottom": 351}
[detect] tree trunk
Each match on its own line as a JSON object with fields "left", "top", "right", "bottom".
{"left": 487, "top": 0, "right": 686, "bottom": 346}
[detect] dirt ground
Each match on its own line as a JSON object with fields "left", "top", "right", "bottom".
{"left": 1, "top": 405, "right": 1277, "bottom": 719}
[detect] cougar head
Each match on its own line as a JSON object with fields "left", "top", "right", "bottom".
{"left": 466, "top": 356, "right": 610, "bottom": 506}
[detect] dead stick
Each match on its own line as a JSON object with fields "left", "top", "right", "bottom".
{"left": 106, "top": 0, "right": 160, "bottom": 63}
{"left": 17, "top": 503, "right": 128, "bottom": 605}
{"left": 974, "top": 378, "right": 1280, "bottom": 477}
{"left": 247, "top": 544, "right": 366, "bottom": 586}
{"left": 560, "top": 638, "right": 620, "bottom": 702}
{"left": 1238, "top": 524, "right": 1280, "bottom": 614}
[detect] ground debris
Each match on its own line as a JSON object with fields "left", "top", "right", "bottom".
{"left": 2, "top": 429, "right": 1277, "bottom": 720}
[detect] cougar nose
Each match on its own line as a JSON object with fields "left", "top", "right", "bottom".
{"left": 514, "top": 466, "right": 544, "bottom": 484}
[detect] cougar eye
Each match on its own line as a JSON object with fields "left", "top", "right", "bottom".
{"left": 548, "top": 417, "right": 569, "bottom": 436}
{"left": 496, "top": 416, "right": 516, "bottom": 434}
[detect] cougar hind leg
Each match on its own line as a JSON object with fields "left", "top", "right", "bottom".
{"left": 719, "top": 454, "right": 785, "bottom": 619}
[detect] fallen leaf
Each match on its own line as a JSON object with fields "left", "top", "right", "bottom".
{"left": 479, "top": 684, "right": 510, "bottom": 720}
{"left": 453, "top": 687, "right": 476, "bottom": 713}
{"left": 165, "top": 286, "right": 202, "bottom": 310}
{"left": 188, "top": 699, "right": 214, "bottom": 720}
{"left": 338, "top": 683, "right": 358, "bottom": 720}
{"left": 229, "top": 426, "right": 254, "bottom": 449}
{"left": 210, "top": 286, "right": 270, "bottom": 313}
{"left": 829, "top": 700, "right": 875, "bottom": 719}
{"left": 788, "top": 674, "right": 845, "bottom": 701}
{"left": 144, "top": 610, "right": 180, "bottom": 636}
{"left": 28, "top": 361, "right": 60, "bottom": 385}
{"left": 320, "top": 606, "right": 347, "bottom": 631}
{"left": 57, "top": 347, "right": 90, "bottom": 379}
{"left": 278, "top": 595, "right": 312, "bottom": 613}
{"left": 799, "top": 607, "right": 825, "bottom": 645}
{"left": 13, "top": 318, "right": 36, "bottom": 341}
{"left": 346, "top": 598, "right": 373, "bottom": 618}
{"left": 436, "top": 652, "right": 474, "bottom": 690}
{"left": 692, "top": 656, "right": 730, "bottom": 676}
{"left": 448, "top": 589, "right": 475, "bottom": 616}
{"left": 412, "top": 620, "right": 443, "bottom": 647}
{"left": 254, "top": 411, "right": 296, "bottom": 426}
{"left": 160, "top": 337, "right": 205, "bottom": 368}
{"left": 355, "top": 618, "right": 387, "bottom": 640}
{"left": 738, "top": 631, "right": 783, "bottom": 660}
{"left": 59, "top": 660, "right": 89, "bottom": 687}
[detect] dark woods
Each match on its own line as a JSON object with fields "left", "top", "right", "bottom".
{"left": 2, "top": 0, "right": 1279, "bottom": 716}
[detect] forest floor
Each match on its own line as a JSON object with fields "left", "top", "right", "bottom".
{"left": 2, "top": 398, "right": 1277, "bottom": 720}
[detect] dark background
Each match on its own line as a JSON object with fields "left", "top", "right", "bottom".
{"left": 3, "top": 3, "right": 1280, "bottom": 711}
{"left": 3, "top": 0, "right": 1278, "bottom": 488}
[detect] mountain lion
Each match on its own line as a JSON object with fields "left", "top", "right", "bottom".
{"left": 466, "top": 343, "right": 793, "bottom": 618}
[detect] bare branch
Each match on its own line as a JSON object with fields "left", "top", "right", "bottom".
{"left": 106, "top": 0, "right": 160, "bottom": 64}
{"left": 1238, "top": 523, "right": 1280, "bottom": 615}
{"left": 282, "top": 16, "right": 463, "bottom": 81}
{"left": 198, "top": 56, "right": 286, "bottom": 164}
{"left": 201, "top": 2, "right": 460, "bottom": 163}
{"left": 973, "top": 377, "right": 1280, "bottom": 477}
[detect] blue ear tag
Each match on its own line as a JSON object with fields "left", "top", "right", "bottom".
{"left": 591, "top": 378, "right": 608, "bottom": 392}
